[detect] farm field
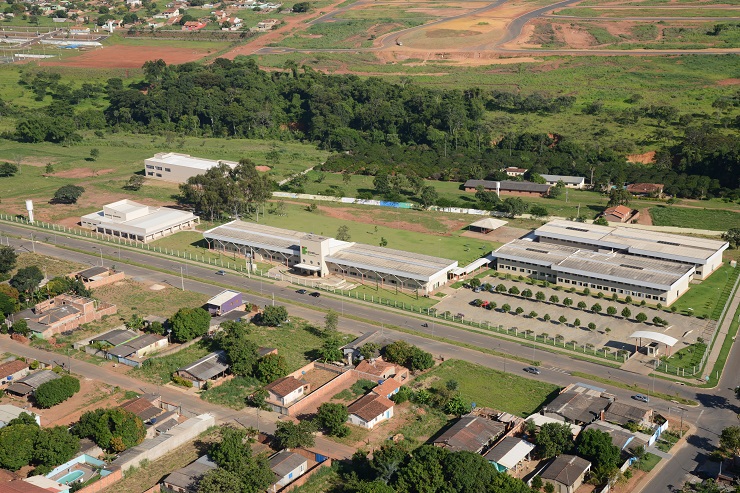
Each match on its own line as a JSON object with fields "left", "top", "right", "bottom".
{"left": 649, "top": 206, "right": 740, "bottom": 230}
{"left": 414, "top": 359, "right": 559, "bottom": 416}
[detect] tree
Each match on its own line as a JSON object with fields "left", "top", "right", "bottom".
{"left": 34, "top": 426, "right": 80, "bottom": 470}
{"left": 0, "top": 162, "right": 18, "bottom": 177}
{"left": 558, "top": 315, "right": 567, "bottom": 324}
{"left": 500, "top": 197, "right": 528, "bottom": 217}
{"left": 529, "top": 311, "right": 538, "bottom": 319}
{"left": 218, "top": 321, "right": 259, "bottom": 376}
{"left": 53, "top": 184, "right": 85, "bottom": 204}
{"left": 383, "top": 340, "right": 414, "bottom": 366}
{"left": 607, "top": 306, "right": 617, "bottom": 316}
{"left": 469, "top": 278, "right": 481, "bottom": 289}
{"left": 508, "top": 286, "right": 520, "bottom": 295}
{"left": 11, "top": 319, "right": 29, "bottom": 336}
{"left": 530, "top": 205, "right": 549, "bottom": 219}
{"left": 336, "top": 225, "right": 351, "bottom": 241}
{"left": 563, "top": 297, "right": 572, "bottom": 307}
{"left": 444, "top": 395, "right": 468, "bottom": 417}
{"left": 531, "top": 475, "right": 543, "bottom": 491}
{"left": 577, "top": 301, "right": 587, "bottom": 310}
{"left": 169, "top": 307, "right": 210, "bottom": 342}
{"left": 621, "top": 307, "right": 631, "bottom": 318}
{"left": 536, "top": 422, "right": 573, "bottom": 458}
{"left": 587, "top": 322, "right": 597, "bottom": 331}
{"left": 0, "top": 245, "right": 17, "bottom": 274}
{"left": 201, "top": 427, "right": 274, "bottom": 493}
{"left": 574, "top": 318, "right": 581, "bottom": 327}
{"left": 577, "top": 428, "right": 621, "bottom": 482}
{"left": 35, "top": 375, "right": 80, "bottom": 408}
{"left": 408, "top": 347, "right": 434, "bottom": 371}
{"left": 315, "top": 403, "right": 349, "bottom": 437}
{"left": 593, "top": 216, "right": 609, "bottom": 226}
{"left": 0, "top": 424, "right": 38, "bottom": 470}
{"left": 636, "top": 312, "right": 648, "bottom": 324}
{"left": 125, "top": 174, "right": 145, "bottom": 191}
{"left": 496, "top": 284, "right": 507, "bottom": 293}
{"left": 591, "top": 303, "right": 602, "bottom": 313}
{"left": 10, "top": 266, "right": 44, "bottom": 297}
{"left": 521, "top": 289, "right": 533, "bottom": 298}
{"left": 74, "top": 408, "right": 145, "bottom": 452}
{"left": 500, "top": 304, "right": 510, "bottom": 313}
{"left": 625, "top": 295, "right": 633, "bottom": 304}
{"left": 543, "top": 314, "right": 551, "bottom": 322}
{"left": 292, "top": 1, "right": 310, "bottom": 11}
{"left": 319, "top": 337, "right": 344, "bottom": 363}
{"left": 722, "top": 228, "right": 740, "bottom": 249}
{"left": 274, "top": 420, "right": 315, "bottom": 449}
{"left": 89, "top": 148, "right": 99, "bottom": 161}
{"left": 607, "top": 188, "right": 631, "bottom": 207}
{"left": 125, "top": 314, "right": 145, "bottom": 331}
{"left": 719, "top": 426, "right": 740, "bottom": 457}
{"left": 325, "top": 310, "right": 339, "bottom": 332}
{"left": 257, "top": 305, "right": 289, "bottom": 326}
{"left": 419, "top": 186, "right": 439, "bottom": 208}
{"left": 515, "top": 307, "right": 524, "bottom": 316}
{"left": 255, "top": 354, "right": 288, "bottom": 384}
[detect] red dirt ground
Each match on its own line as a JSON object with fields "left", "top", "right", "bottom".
{"left": 39, "top": 45, "right": 211, "bottom": 69}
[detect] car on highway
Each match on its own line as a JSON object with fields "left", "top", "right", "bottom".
{"left": 296, "top": 289, "right": 307, "bottom": 294}
{"left": 310, "top": 291, "right": 321, "bottom": 297}
{"left": 215, "top": 270, "right": 226, "bottom": 276}
{"left": 524, "top": 367, "right": 541, "bottom": 375}
{"left": 632, "top": 394, "right": 649, "bottom": 403}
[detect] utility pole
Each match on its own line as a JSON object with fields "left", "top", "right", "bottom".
{"left": 180, "top": 266, "right": 184, "bottom": 291}
{"left": 30, "top": 233, "right": 35, "bottom": 253}
{"left": 99, "top": 248, "right": 103, "bottom": 266}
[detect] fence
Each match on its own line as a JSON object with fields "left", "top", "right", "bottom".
{"left": 2, "top": 215, "right": 626, "bottom": 365}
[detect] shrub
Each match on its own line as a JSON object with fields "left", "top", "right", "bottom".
{"left": 171, "top": 375, "right": 193, "bottom": 388}
{"left": 34, "top": 375, "right": 80, "bottom": 408}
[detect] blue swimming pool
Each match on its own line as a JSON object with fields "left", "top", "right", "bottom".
{"left": 57, "top": 470, "right": 84, "bottom": 485}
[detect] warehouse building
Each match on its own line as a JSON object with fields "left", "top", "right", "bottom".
{"left": 203, "top": 220, "right": 457, "bottom": 294}
{"left": 463, "top": 180, "right": 551, "bottom": 197}
{"left": 534, "top": 220, "right": 728, "bottom": 280}
{"left": 493, "top": 239, "right": 695, "bottom": 305}
{"left": 144, "top": 152, "right": 238, "bottom": 184}
{"left": 540, "top": 174, "right": 586, "bottom": 189}
{"left": 81, "top": 199, "right": 199, "bottom": 243}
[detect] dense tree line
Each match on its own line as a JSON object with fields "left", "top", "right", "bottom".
{"left": 74, "top": 407, "right": 146, "bottom": 453}
{"left": 0, "top": 412, "right": 79, "bottom": 474}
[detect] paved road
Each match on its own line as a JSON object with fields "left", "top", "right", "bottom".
{"left": 3, "top": 223, "right": 740, "bottom": 489}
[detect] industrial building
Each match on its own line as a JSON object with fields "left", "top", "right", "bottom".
{"left": 493, "top": 239, "right": 695, "bottom": 305}
{"left": 463, "top": 180, "right": 551, "bottom": 197}
{"left": 534, "top": 220, "right": 728, "bottom": 280}
{"left": 144, "top": 152, "right": 238, "bottom": 183}
{"left": 203, "top": 221, "right": 458, "bottom": 294}
{"left": 81, "top": 199, "right": 199, "bottom": 243}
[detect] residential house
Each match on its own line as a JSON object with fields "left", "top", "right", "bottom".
{"left": 0, "top": 404, "right": 41, "bottom": 428}
{"left": 205, "top": 290, "right": 243, "bottom": 316}
{"left": 503, "top": 167, "right": 527, "bottom": 177}
{"left": 175, "top": 350, "right": 230, "bottom": 389}
{"left": 252, "top": 18, "right": 279, "bottom": 31}
{"left": 601, "top": 205, "right": 638, "bottom": 223}
{"left": 602, "top": 401, "right": 653, "bottom": 429}
{"left": 0, "top": 359, "right": 29, "bottom": 385}
{"left": 542, "top": 384, "right": 613, "bottom": 425}
{"left": 120, "top": 394, "right": 163, "bottom": 423}
{"left": 162, "top": 7, "right": 180, "bottom": 17}
{"left": 463, "top": 179, "right": 551, "bottom": 197}
{"left": 269, "top": 450, "right": 308, "bottom": 490}
{"left": 6, "top": 370, "right": 61, "bottom": 397}
{"left": 126, "top": 0, "right": 142, "bottom": 6}
{"left": 433, "top": 414, "right": 506, "bottom": 453}
{"left": 354, "top": 359, "right": 398, "bottom": 380}
{"left": 537, "top": 455, "right": 591, "bottom": 493}
{"left": 5, "top": 481, "right": 57, "bottom": 493}
{"left": 264, "top": 376, "right": 309, "bottom": 411}
{"left": 341, "top": 331, "right": 393, "bottom": 364}
{"left": 484, "top": 437, "right": 536, "bottom": 474}
{"left": 106, "top": 334, "right": 168, "bottom": 367}
{"left": 371, "top": 378, "right": 401, "bottom": 399}
{"left": 540, "top": 174, "right": 586, "bottom": 189}
{"left": 74, "top": 266, "right": 124, "bottom": 289}
{"left": 221, "top": 16, "right": 242, "bottom": 30}
{"left": 347, "top": 393, "right": 394, "bottom": 429}
{"left": 211, "top": 9, "right": 228, "bottom": 19}
{"left": 21, "top": 294, "right": 117, "bottom": 339}
{"left": 626, "top": 183, "right": 664, "bottom": 197}
{"left": 584, "top": 421, "right": 635, "bottom": 451}
{"left": 182, "top": 20, "right": 207, "bottom": 30}
{"left": 525, "top": 414, "right": 582, "bottom": 438}
{"left": 162, "top": 455, "right": 217, "bottom": 493}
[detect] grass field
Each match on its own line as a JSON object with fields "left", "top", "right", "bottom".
{"left": 200, "top": 376, "right": 261, "bottom": 409}
{"left": 635, "top": 452, "right": 661, "bottom": 472}
{"left": 278, "top": 18, "right": 424, "bottom": 49}
{"left": 13, "top": 252, "right": 85, "bottom": 279}
{"left": 132, "top": 340, "right": 215, "bottom": 384}
{"left": 663, "top": 341, "right": 706, "bottom": 370}
{"left": 670, "top": 264, "right": 739, "bottom": 319}
{"left": 649, "top": 206, "right": 740, "bottom": 231}
{"left": 555, "top": 7, "right": 740, "bottom": 17}
{"left": 413, "top": 359, "right": 559, "bottom": 417}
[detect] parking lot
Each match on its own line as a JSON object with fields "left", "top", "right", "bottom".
{"left": 434, "top": 276, "right": 707, "bottom": 353}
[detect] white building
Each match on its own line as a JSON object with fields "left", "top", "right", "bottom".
{"left": 81, "top": 199, "right": 198, "bottom": 243}
{"left": 269, "top": 450, "right": 307, "bottom": 489}
{"left": 535, "top": 219, "right": 728, "bottom": 280}
{"left": 144, "top": 152, "right": 238, "bottom": 184}
{"left": 264, "top": 376, "right": 308, "bottom": 409}
{"left": 493, "top": 239, "right": 695, "bottom": 305}
{"left": 540, "top": 174, "right": 586, "bottom": 189}
{"left": 203, "top": 221, "right": 458, "bottom": 294}
{"left": 0, "top": 404, "right": 41, "bottom": 428}
{"left": 347, "top": 393, "right": 394, "bottom": 429}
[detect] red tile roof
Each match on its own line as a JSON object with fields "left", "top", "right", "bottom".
{"left": 264, "top": 376, "right": 305, "bottom": 397}
{"left": 603, "top": 205, "right": 632, "bottom": 220}
{"left": 372, "top": 379, "right": 400, "bottom": 398}
{"left": 355, "top": 359, "right": 395, "bottom": 377}
{"left": 348, "top": 394, "right": 394, "bottom": 422}
{"left": 0, "top": 359, "right": 28, "bottom": 379}
{"left": 626, "top": 183, "right": 663, "bottom": 194}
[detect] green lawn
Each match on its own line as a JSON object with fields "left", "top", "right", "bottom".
{"left": 662, "top": 342, "right": 706, "bottom": 370}
{"left": 200, "top": 376, "right": 261, "bottom": 409}
{"left": 635, "top": 452, "right": 661, "bottom": 472}
{"left": 649, "top": 206, "right": 740, "bottom": 231}
{"left": 413, "top": 360, "right": 559, "bottom": 417}
{"left": 670, "top": 264, "right": 739, "bottom": 319}
{"left": 131, "top": 340, "right": 215, "bottom": 384}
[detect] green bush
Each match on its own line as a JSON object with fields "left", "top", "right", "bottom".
{"left": 34, "top": 375, "right": 80, "bottom": 408}
{"left": 172, "top": 375, "right": 194, "bottom": 388}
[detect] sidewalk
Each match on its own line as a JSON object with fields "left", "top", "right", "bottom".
{"left": 632, "top": 422, "right": 697, "bottom": 493}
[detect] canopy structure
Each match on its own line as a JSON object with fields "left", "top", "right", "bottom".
{"left": 469, "top": 217, "right": 507, "bottom": 234}
{"left": 629, "top": 330, "right": 679, "bottom": 356}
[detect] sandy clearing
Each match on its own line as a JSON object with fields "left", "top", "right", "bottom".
{"left": 557, "top": 24, "right": 597, "bottom": 48}
{"left": 39, "top": 45, "right": 211, "bottom": 69}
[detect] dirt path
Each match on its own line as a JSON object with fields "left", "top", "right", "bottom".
{"left": 636, "top": 207, "right": 653, "bottom": 225}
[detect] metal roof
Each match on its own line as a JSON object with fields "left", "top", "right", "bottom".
{"left": 470, "top": 218, "right": 507, "bottom": 230}
{"left": 0, "top": 405, "right": 37, "bottom": 426}
{"left": 107, "top": 334, "right": 165, "bottom": 357}
{"left": 464, "top": 180, "right": 551, "bottom": 193}
{"left": 433, "top": 415, "right": 505, "bottom": 452}
{"left": 540, "top": 174, "right": 585, "bottom": 185}
{"left": 269, "top": 450, "right": 307, "bottom": 478}
{"left": 91, "top": 329, "right": 139, "bottom": 347}
{"left": 629, "top": 331, "right": 678, "bottom": 347}
{"left": 536, "top": 220, "right": 728, "bottom": 264}
{"left": 77, "top": 266, "right": 109, "bottom": 279}
{"left": 604, "top": 401, "right": 651, "bottom": 426}
{"left": 147, "top": 152, "right": 238, "bottom": 171}
{"left": 543, "top": 391, "right": 611, "bottom": 424}
{"left": 82, "top": 203, "right": 197, "bottom": 237}
{"left": 494, "top": 239, "right": 694, "bottom": 290}
{"left": 14, "top": 370, "right": 61, "bottom": 389}
{"left": 178, "top": 350, "right": 230, "bottom": 381}
{"left": 206, "top": 290, "right": 241, "bottom": 307}
{"left": 203, "top": 220, "right": 302, "bottom": 255}
{"left": 484, "top": 437, "right": 535, "bottom": 469}
{"left": 164, "top": 455, "right": 217, "bottom": 491}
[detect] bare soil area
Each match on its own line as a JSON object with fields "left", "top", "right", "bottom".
{"left": 627, "top": 150, "right": 656, "bottom": 164}
{"left": 39, "top": 45, "right": 212, "bottom": 69}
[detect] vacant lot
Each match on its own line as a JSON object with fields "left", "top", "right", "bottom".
{"left": 39, "top": 45, "right": 214, "bottom": 69}
{"left": 413, "top": 359, "right": 558, "bottom": 416}
{"left": 649, "top": 206, "right": 740, "bottom": 231}
{"left": 132, "top": 340, "right": 215, "bottom": 385}
{"left": 13, "top": 252, "right": 85, "bottom": 279}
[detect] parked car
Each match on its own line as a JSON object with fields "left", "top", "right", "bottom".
{"left": 296, "top": 289, "right": 307, "bottom": 294}
{"left": 310, "top": 292, "right": 321, "bottom": 297}
{"left": 216, "top": 270, "right": 226, "bottom": 276}
{"left": 462, "top": 283, "right": 471, "bottom": 289}
{"left": 471, "top": 299, "right": 483, "bottom": 307}
{"left": 473, "top": 287, "right": 482, "bottom": 293}
{"left": 481, "top": 301, "right": 490, "bottom": 308}
{"left": 524, "top": 367, "right": 541, "bottom": 375}
{"left": 632, "top": 394, "right": 649, "bottom": 403}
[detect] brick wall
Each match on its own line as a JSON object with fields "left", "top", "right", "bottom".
{"left": 76, "top": 467, "right": 122, "bottom": 493}
{"left": 279, "top": 459, "right": 332, "bottom": 492}
{"left": 84, "top": 271, "right": 126, "bottom": 289}
{"left": 286, "top": 371, "right": 357, "bottom": 416}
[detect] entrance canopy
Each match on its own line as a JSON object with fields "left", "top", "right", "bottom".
{"left": 629, "top": 331, "right": 678, "bottom": 347}
{"left": 294, "top": 263, "right": 321, "bottom": 272}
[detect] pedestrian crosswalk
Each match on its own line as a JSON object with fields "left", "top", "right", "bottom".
{"left": 544, "top": 366, "right": 571, "bottom": 375}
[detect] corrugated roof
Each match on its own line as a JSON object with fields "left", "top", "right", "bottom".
{"left": 148, "top": 152, "right": 238, "bottom": 171}
{"left": 121, "top": 395, "right": 162, "bottom": 421}
{"left": 163, "top": 455, "right": 217, "bottom": 491}
{"left": 585, "top": 422, "right": 634, "bottom": 450}
{"left": 543, "top": 391, "right": 610, "bottom": 424}
{"left": 14, "top": 370, "right": 60, "bottom": 389}
{"left": 269, "top": 450, "right": 307, "bottom": 478}
{"left": 494, "top": 239, "right": 694, "bottom": 290}
{"left": 91, "top": 329, "right": 139, "bottom": 347}
{"left": 348, "top": 393, "right": 394, "bottom": 422}
{"left": 540, "top": 174, "right": 585, "bottom": 185}
{"left": 206, "top": 290, "right": 241, "bottom": 307}
{"left": 629, "top": 331, "right": 678, "bottom": 347}
{"left": 484, "top": 437, "right": 535, "bottom": 469}
{"left": 108, "top": 334, "right": 166, "bottom": 358}
{"left": 77, "top": 266, "right": 109, "bottom": 279}
{"left": 178, "top": 350, "right": 229, "bottom": 381}
{"left": 464, "top": 180, "right": 551, "bottom": 193}
{"left": 540, "top": 455, "right": 591, "bottom": 486}
{"left": 203, "top": 220, "right": 303, "bottom": 255}
{"left": 433, "top": 415, "right": 506, "bottom": 453}
{"left": 470, "top": 218, "right": 508, "bottom": 230}
{"left": 604, "top": 401, "right": 651, "bottom": 426}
